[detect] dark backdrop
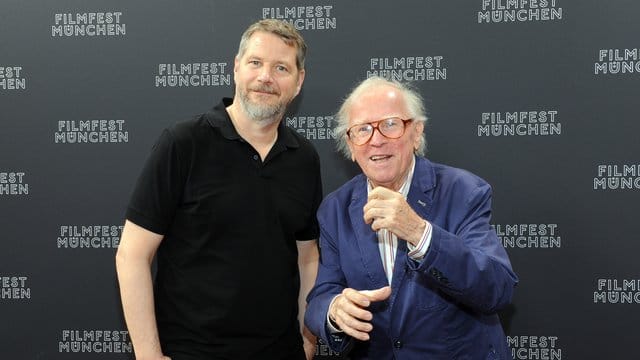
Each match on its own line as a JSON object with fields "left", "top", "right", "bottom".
{"left": 2, "top": 1, "right": 639, "bottom": 359}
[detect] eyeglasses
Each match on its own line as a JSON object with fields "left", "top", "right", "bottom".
{"left": 346, "top": 117, "right": 413, "bottom": 145}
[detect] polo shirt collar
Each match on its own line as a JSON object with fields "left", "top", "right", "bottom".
{"left": 206, "top": 97, "right": 300, "bottom": 149}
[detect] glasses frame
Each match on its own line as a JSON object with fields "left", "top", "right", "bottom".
{"left": 346, "top": 117, "right": 413, "bottom": 146}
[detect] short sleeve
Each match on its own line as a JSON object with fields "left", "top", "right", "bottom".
{"left": 125, "top": 128, "right": 188, "bottom": 235}
{"left": 295, "top": 146, "right": 323, "bottom": 241}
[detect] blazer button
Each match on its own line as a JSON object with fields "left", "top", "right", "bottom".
{"left": 394, "top": 340, "right": 403, "bottom": 349}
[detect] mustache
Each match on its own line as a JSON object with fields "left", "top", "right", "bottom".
{"left": 250, "top": 85, "right": 278, "bottom": 95}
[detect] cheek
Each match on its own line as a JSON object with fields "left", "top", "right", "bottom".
{"left": 285, "top": 81, "right": 300, "bottom": 96}
{"left": 347, "top": 143, "right": 355, "bottom": 160}
{"left": 353, "top": 150, "right": 366, "bottom": 163}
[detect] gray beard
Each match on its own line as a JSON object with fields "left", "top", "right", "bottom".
{"left": 238, "top": 90, "right": 285, "bottom": 125}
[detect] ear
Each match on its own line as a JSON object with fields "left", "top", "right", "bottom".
{"left": 232, "top": 56, "right": 240, "bottom": 86}
{"left": 294, "top": 69, "right": 305, "bottom": 96}
{"left": 347, "top": 139, "right": 355, "bottom": 162}
{"left": 413, "top": 121, "right": 424, "bottom": 149}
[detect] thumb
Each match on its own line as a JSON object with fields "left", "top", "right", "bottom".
{"left": 359, "top": 286, "right": 391, "bottom": 301}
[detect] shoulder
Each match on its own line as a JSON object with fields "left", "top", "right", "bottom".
{"left": 433, "top": 162, "right": 488, "bottom": 188}
{"left": 417, "top": 157, "right": 492, "bottom": 199}
{"left": 142, "top": 115, "right": 213, "bottom": 169}
{"left": 167, "top": 113, "right": 214, "bottom": 143}
{"left": 281, "top": 126, "right": 321, "bottom": 164}
{"left": 418, "top": 158, "right": 489, "bottom": 187}
{"left": 320, "top": 174, "right": 364, "bottom": 209}
{"left": 283, "top": 126, "right": 318, "bottom": 151}
{"left": 153, "top": 112, "right": 224, "bottom": 157}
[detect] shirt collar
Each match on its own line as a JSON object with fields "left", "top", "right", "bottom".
{"left": 205, "top": 97, "right": 300, "bottom": 149}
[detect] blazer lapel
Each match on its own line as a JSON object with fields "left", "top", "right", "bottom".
{"left": 390, "top": 157, "right": 436, "bottom": 290}
{"left": 348, "top": 177, "right": 390, "bottom": 288}
{"left": 390, "top": 240, "right": 408, "bottom": 291}
{"left": 407, "top": 157, "right": 436, "bottom": 221}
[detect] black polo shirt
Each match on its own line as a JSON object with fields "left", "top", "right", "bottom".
{"left": 126, "top": 98, "right": 322, "bottom": 359}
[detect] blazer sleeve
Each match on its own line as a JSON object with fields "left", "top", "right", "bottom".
{"left": 304, "top": 199, "right": 353, "bottom": 353}
{"left": 407, "top": 182, "right": 519, "bottom": 314}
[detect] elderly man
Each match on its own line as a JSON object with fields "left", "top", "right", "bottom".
{"left": 305, "top": 76, "right": 518, "bottom": 359}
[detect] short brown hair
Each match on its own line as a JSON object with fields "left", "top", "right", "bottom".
{"left": 237, "top": 19, "right": 307, "bottom": 70}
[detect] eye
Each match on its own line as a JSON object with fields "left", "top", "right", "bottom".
{"left": 382, "top": 118, "right": 400, "bottom": 129}
{"left": 248, "top": 60, "right": 261, "bottom": 67}
{"left": 354, "top": 124, "right": 372, "bottom": 135}
{"left": 275, "top": 65, "right": 289, "bottom": 73}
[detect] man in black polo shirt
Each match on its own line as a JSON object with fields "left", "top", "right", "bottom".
{"left": 115, "top": 19, "right": 322, "bottom": 360}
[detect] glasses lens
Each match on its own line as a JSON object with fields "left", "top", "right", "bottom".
{"left": 348, "top": 118, "right": 410, "bottom": 145}
{"left": 379, "top": 118, "right": 405, "bottom": 138}
{"left": 349, "top": 124, "right": 372, "bottom": 145}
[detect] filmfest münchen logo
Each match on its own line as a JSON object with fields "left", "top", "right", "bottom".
{"left": 508, "top": 335, "right": 561, "bottom": 359}
{"left": 54, "top": 119, "right": 128, "bottom": 144}
{"left": 478, "top": 109, "right": 560, "bottom": 137}
{"left": 594, "top": 279, "right": 640, "bottom": 304}
{"left": 155, "top": 62, "right": 230, "bottom": 87}
{"left": 1, "top": 276, "right": 31, "bottom": 300}
{"left": 494, "top": 223, "right": 561, "bottom": 249}
{"left": 52, "top": 12, "right": 125, "bottom": 37}
{"left": 315, "top": 340, "right": 341, "bottom": 357}
{"left": 594, "top": 48, "right": 640, "bottom": 75}
{"left": 0, "top": 66, "right": 26, "bottom": 90}
{"left": 0, "top": 172, "right": 28, "bottom": 196}
{"left": 262, "top": 5, "right": 336, "bottom": 30}
{"left": 367, "top": 56, "right": 446, "bottom": 82}
{"left": 57, "top": 225, "right": 124, "bottom": 249}
{"left": 285, "top": 114, "right": 336, "bottom": 141}
{"left": 478, "top": 0, "right": 563, "bottom": 23}
{"left": 593, "top": 164, "right": 640, "bottom": 190}
{"left": 59, "top": 330, "right": 132, "bottom": 353}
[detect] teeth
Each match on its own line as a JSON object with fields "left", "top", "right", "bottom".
{"left": 370, "top": 155, "right": 388, "bottom": 161}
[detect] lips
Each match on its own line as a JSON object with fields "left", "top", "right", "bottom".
{"left": 251, "top": 85, "right": 278, "bottom": 96}
{"left": 370, "top": 155, "right": 391, "bottom": 161}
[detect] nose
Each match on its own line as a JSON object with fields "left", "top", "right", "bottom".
{"left": 368, "top": 126, "right": 386, "bottom": 145}
{"left": 257, "top": 67, "right": 273, "bottom": 83}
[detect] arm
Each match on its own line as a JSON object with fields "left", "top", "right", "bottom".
{"left": 297, "top": 240, "right": 319, "bottom": 360}
{"left": 411, "top": 184, "right": 518, "bottom": 313}
{"left": 364, "top": 184, "right": 517, "bottom": 313}
{"left": 115, "top": 220, "right": 170, "bottom": 360}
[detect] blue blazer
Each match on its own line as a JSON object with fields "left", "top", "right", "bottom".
{"left": 305, "top": 157, "right": 518, "bottom": 359}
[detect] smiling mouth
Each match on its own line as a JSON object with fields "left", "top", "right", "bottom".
{"left": 253, "top": 92, "right": 276, "bottom": 98}
{"left": 252, "top": 86, "right": 278, "bottom": 96}
{"left": 370, "top": 155, "right": 391, "bottom": 161}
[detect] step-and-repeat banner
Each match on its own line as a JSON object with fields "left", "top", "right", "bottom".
{"left": 2, "top": 1, "right": 639, "bottom": 359}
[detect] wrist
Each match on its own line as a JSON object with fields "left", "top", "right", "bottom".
{"left": 327, "top": 296, "right": 343, "bottom": 332}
